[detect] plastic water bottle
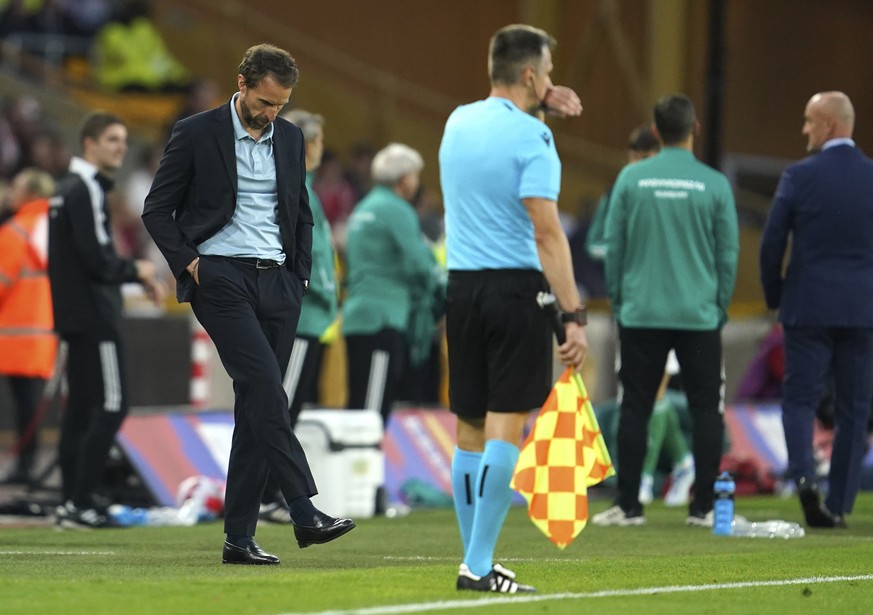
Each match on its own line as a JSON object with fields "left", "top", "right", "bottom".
{"left": 108, "top": 504, "right": 148, "bottom": 526}
{"left": 145, "top": 507, "right": 190, "bottom": 526}
{"left": 732, "top": 518, "right": 805, "bottom": 539}
{"left": 712, "top": 471, "right": 735, "bottom": 536}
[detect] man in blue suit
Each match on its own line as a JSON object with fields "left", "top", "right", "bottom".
{"left": 760, "top": 91, "right": 873, "bottom": 528}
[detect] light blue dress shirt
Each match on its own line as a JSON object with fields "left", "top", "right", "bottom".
{"left": 197, "top": 94, "right": 285, "bottom": 263}
{"left": 821, "top": 137, "right": 855, "bottom": 151}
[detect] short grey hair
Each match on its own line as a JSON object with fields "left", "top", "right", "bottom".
{"left": 14, "top": 167, "right": 55, "bottom": 199}
{"left": 282, "top": 109, "right": 324, "bottom": 143}
{"left": 371, "top": 143, "right": 423, "bottom": 185}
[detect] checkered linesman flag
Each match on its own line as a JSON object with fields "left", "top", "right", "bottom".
{"left": 511, "top": 367, "right": 615, "bottom": 548}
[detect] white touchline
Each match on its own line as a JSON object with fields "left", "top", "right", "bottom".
{"left": 0, "top": 551, "right": 116, "bottom": 556}
{"left": 382, "top": 556, "right": 572, "bottom": 563}
{"left": 277, "top": 574, "right": 873, "bottom": 615}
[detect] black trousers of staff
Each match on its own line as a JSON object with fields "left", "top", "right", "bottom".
{"left": 58, "top": 330, "right": 129, "bottom": 506}
{"left": 616, "top": 326, "right": 725, "bottom": 515}
{"left": 345, "top": 328, "right": 406, "bottom": 425}
{"left": 4, "top": 376, "right": 45, "bottom": 478}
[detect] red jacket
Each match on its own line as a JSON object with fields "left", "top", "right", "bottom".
{"left": 0, "top": 198, "right": 57, "bottom": 377}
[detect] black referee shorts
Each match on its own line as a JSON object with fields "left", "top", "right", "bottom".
{"left": 445, "top": 269, "right": 552, "bottom": 418}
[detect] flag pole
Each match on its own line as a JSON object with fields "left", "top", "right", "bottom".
{"left": 536, "top": 291, "right": 566, "bottom": 345}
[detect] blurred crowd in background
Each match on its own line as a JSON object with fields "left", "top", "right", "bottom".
{"left": 1, "top": 1, "right": 609, "bottom": 298}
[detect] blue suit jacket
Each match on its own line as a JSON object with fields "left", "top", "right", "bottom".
{"left": 760, "top": 143, "right": 873, "bottom": 327}
{"left": 142, "top": 100, "right": 313, "bottom": 303}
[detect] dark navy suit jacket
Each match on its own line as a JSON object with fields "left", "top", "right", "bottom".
{"left": 142, "top": 100, "right": 313, "bottom": 303}
{"left": 760, "top": 143, "right": 873, "bottom": 327}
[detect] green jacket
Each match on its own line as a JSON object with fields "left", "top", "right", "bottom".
{"left": 297, "top": 172, "right": 338, "bottom": 338}
{"left": 584, "top": 191, "right": 611, "bottom": 261}
{"left": 604, "top": 147, "right": 739, "bottom": 329}
{"left": 342, "top": 185, "right": 442, "bottom": 348}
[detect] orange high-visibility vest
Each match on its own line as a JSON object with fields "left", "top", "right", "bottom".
{"left": 0, "top": 198, "right": 57, "bottom": 378}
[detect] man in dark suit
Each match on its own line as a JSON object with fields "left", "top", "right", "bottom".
{"left": 142, "top": 44, "right": 354, "bottom": 564}
{"left": 760, "top": 91, "right": 873, "bottom": 529}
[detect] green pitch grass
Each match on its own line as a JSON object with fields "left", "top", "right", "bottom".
{"left": 1, "top": 492, "right": 873, "bottom": 614}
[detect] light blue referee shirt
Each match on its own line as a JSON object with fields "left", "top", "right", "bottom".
{"left": 439, "top": 96, "right": 561, "bottom": 270}
{"left": 197, "top": 94, "right": 285, "bottom": 263}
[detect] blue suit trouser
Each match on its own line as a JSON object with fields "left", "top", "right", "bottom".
{"left": 782, "top": 326, "right": 873, "bottom": 515}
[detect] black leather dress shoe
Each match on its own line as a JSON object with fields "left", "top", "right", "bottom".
{"left": 293, "top": 511, "right": 356, "bottom": 548}
{"left": 222, "top": 540, "right": 280, "bottom": 565}
{"left": 798, "top": 478, "right": 837, "bottom": 528}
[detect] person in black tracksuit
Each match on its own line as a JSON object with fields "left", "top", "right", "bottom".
{"left": 48, "top": 111, "right": 163, "bottom": 528}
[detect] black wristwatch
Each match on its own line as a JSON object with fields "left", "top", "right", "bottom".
{"left": 302, "top": 279, "right": 309, "bottom": 295}
{"left": 560, "top": 306, "right": 587, "bottom": 326}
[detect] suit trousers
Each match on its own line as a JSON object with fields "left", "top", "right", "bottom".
{"left": 262, "top": 334, "right": 325, "bottom": 506}
{"left": 192, "top": 256, "right": 316, "bottom": 536}
{"left": 782, "top": 326, "right": 873, "bottom": 515}
{"left": 616, "top": 326, "right": 724, "bottom": 514}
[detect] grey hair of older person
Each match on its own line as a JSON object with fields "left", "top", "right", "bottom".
{"left": 371, "top": 143, "right": 424, "bottom": 186}
{"left": 281, "top": 109, "right": 324, "bottom": 143}
{"left": 14, "top": 167, "right": 55, "bottom": 199}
